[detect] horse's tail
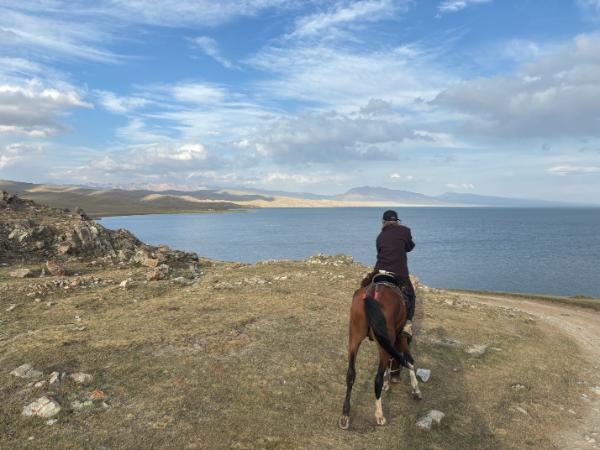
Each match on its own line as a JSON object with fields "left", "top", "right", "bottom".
{"left": 364, "top": 296, "right": 411, "bottom": 367}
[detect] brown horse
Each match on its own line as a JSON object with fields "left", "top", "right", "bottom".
{"left": 338, "top": 280, "right": 422, "bottom": 429}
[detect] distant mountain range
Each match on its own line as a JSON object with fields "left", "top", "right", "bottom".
{"left": 0, "top": 180, "right": 594, "bottom": 218}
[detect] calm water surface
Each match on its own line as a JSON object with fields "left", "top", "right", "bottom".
{"left": 101, "top": 208, "right": 600, "bottom": 297}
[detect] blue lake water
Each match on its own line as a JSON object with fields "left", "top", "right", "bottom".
{"left": 100, "top": 207, "right": 600, "bottom": 298}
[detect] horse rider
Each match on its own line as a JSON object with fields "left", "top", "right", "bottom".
{"left": 361, "top": 209, "right": 416, "bottom": 337}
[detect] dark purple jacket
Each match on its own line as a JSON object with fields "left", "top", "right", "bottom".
{"left": 374, "top": 223, "right": 415, "bottom": 278}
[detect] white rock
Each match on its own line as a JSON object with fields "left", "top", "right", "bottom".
{"left": 34, "top": 380, "right": 47, "bottom": 388}
{"left": 416, "top": 368, "right": 431, "bottom": 382}
{"left": 70, "top": 372, "right": 93, "bottom": 385}
{"left": 46, "top": 419, "right": 58, "bottom": 426}
{"left": 22, "top": 397, "right": 61, "bottom": 418}
{"left": 513, "top": 406, "right": 529, "bottom": 416}
{"left": 11, "top": 364, "right": 43, "bottom": 379}
{"left": 415, "top": 410, "right": 445, "bottom": 430}
{"left": 120, "top": 279, "right": 131, "bottom": 288}
{"left": 466, "top": 344, "right": 488, "bottom": 356}
{"left": 48, "top": 371, "right": 60, "bottom": 385}
{"left": 6, "top": 304, "right": 17, "bottom": 312}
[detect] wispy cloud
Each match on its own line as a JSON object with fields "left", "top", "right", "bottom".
{"left": 0, "top": 142, "right": 44, "bottom": 168}
{"left": 191, "top": 36, "right": 238, "bottom": 69}
{"left": 437, "top": 0, "right": 491, "bottom": 15}
{"left": 548, "top": 165, "right": 600, "bottom": 175}
{"left": 445, "top": 182, "right": 475, "bottom": 190}
{"left": 289, "top": 0, "right": 399, "bottom": 39}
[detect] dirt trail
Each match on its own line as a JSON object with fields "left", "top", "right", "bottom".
{"left": 458, "top": 292, "right": 600, "bottom": 449}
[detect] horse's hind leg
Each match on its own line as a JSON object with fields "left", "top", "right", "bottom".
{"left": 399, "top": 336, "right": 422, "bottom": 400}
{"left": 389, "top": 335, "right": 403, "bottom": 383}
{"left": 339, "top": 337, "right": 362, "bottom": 430}
{"left": 374, "top": 356, "right": 387, "bottom": 425}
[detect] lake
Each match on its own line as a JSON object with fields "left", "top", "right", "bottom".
{"left": 100, "top": 207, "right": 600, "bottom": 298}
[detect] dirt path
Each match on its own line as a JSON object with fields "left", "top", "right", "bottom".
{"left": 457, "top": 292, "right": 600, "bottom": 449}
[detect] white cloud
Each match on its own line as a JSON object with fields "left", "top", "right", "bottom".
{"left": 96, "top": 91, "right": 148, "bottom": 114}
{"left": 445, "top": 182, "right": 475, "bottom": 190}
{"left": 437, "top": 0, "right": 491, "bottom": 14}
{"left": 432, "top": 33, "right": 600, "bottom": 139}
{"left": 238, "top": 101, "right": 426, "bottom": 164}
{"left": 548, "top": 165, "right": 600, "bottom": 175}
{"left": 0, "top": 142, "right": 44, "bottom": 168}
{"left": 191, "top": 36, "right": 238, "bottom": 69}
{"left": 0, "top": 80, "right": 92, "bottom": 137}
{"left": 390, "top": 173, "right": 414, "bottom": 181}
{"left": 170, "top": 83, "right": 229, "bottom": 105}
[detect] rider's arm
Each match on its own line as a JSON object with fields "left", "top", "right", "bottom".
{"left": 406, "top": 229, "right": 415, "bottom": 252}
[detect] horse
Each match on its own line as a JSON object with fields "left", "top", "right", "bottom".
{"left": 338, "top": 276, "right": 422, "bottom": 429}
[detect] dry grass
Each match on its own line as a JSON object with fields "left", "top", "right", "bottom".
{"left": 0, "top": 259, "right": 591, "bottom": 449}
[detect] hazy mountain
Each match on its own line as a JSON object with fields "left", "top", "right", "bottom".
{"left": 434, "top": 192, "right": 581, "bottom": 207}
{"left": 335, "top": 186, "right": 443, "bottom": 204}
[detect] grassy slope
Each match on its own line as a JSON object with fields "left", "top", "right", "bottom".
{"left": 0, "top": 259, "right": 590, "bottom": 449}
{"left": 0, "top": 180, "right": 251, "bottom": 217}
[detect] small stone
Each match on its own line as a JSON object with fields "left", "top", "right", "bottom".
{"left": 466, "top": 344, "right": 488, "bottom": 356}
{"left": 34, "top": 380, "right": 47, "bottom": 388}
{"left": 11, "top": 364, "right": 43, "bottom": 379}
{"left": 10, "top": 268, "right": 34, "bottom": 278}
{"left": 511, "top": 384, "right": 526, "bottom": 390}
{"left": 70, "top": 372, "right": 93, "bottom": 385}
{"left": 22, "top": 397, "right": 61, "bottom": 418}
{"left": 6, "top": 304, "right": 17, "bottom": 312}
{"left": 119, "top": 279, "right": 131, "bottom": 289}
{"left": 416, "top": 368, "right": 431, "bottom": 382}
{"left": 144, "top": 258, "right": 160, "bottom": 268}
{"left": 513, "top": 406, "right": 529, "bottom": 416}
{"left": 45, "top": 419, "right": 58, "bottom": 426}
{"left": 415, "top": 410, "right": 445, "bottom": 430}
{"left": 48, "top": 372, "right": 60, "bottom": 384}
{"left": 89, "top": 388, "right": 105, "bottom": 400}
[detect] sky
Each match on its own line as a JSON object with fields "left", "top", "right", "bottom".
{"left": 1, "top": 0, "right": 600, "bottom": 201}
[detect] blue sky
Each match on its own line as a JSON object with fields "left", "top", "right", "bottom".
{"left": 1, "top": 0, "right": 600, "bottom": 201}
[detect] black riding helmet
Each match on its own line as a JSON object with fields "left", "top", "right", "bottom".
{"left": 382, "top": 210, "right": 399, "bottom": 221}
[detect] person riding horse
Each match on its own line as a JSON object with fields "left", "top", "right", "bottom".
{"left": 360, "top": 209, "right": 416, "bottom": 337}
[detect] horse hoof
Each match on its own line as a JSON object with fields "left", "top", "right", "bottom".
{"left": 412, "top": 391, "right": 423, "bottom": 401}
{"left": 339, "top": 415, "right": 350, "bottom": 430}
{"left": 376, "top": 415, "right": 387, "bottom": 426}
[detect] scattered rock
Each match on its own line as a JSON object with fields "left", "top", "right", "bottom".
{"left": 466, "top": 344, "right": 488, "bottom": 356}
{"left": 416, "top": 368, "right": 431, "bottom": 382}
{"left": 511, "top": 384, "right": 526, "bottom": 390}
{"left": 22, "top": 396, "right": 61, "bottom": 418}
{"left": 6, "top": 304, "right": 17, "bottom": 312}
{"left": 45, "top": 418, "right": 58, "bottom": 426}
{"left": 415, "top": 410, "right": 445, "bottom": 430}
{"left": 120, "top": 279, "right": 132, "bottom": 289}
{"left": 34, "top": 380, "right": 47, "bottom": 388}
{"left": 9, "top": 268, "right": 34, "bottom": 278}
{"left": 70, "top": 372, "right": 93, "bottom": 385}
{"left": 11, "top": 364, "right": 43, "bottom": 379}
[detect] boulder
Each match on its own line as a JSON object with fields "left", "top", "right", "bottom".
{"left": 11, "top": 364, "right": 43, "bottom": 379}
{"left": 415, "top": 410, "right": 445, "bottom": 430}
{"left": 46, "top": 260, "right": 66, "bottom": 277}
{"left": 22, "top": 397, "right": 61, "bottom": 418}
{"left": 69, "top": 372, "right": 93, "bottom": 385}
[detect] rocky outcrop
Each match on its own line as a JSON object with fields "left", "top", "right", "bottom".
{"left": 0, "top": 191, "right": 199, "bottom": 268}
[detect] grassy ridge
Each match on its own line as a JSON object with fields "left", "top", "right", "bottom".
{"left": 0, "top": 180, "right": 259, "bottom": 218}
